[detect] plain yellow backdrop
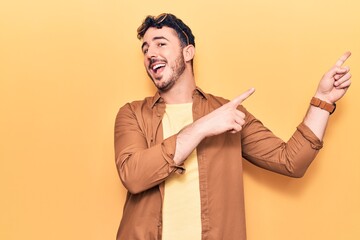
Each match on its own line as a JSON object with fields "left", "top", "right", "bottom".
{"left": 1, "top": 0, "right": 359, "bottom": 239}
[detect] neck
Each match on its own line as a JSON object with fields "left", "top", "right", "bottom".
{"left": 160, "top": 71, "right": 196, "bottom": 104}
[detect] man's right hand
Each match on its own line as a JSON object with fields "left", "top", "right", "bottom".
{"left": 196, "top": 88, "right": 256, "bottom": 137}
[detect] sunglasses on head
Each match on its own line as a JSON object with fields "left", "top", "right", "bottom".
{"left": 138, "top": 13, "right": 190, "bottom": 46}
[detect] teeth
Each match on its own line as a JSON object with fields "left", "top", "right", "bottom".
{"left": 152, "top": 63, "right": 165, "bottom": 71}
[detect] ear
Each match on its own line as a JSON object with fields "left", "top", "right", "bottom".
{"left": 183, "top": 44, "right": 195, "bottom": 62}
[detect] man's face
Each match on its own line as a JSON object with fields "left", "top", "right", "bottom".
{"left": 141, "top": 26, "right": 186, "bottom": 92}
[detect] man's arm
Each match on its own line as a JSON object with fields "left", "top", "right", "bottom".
{"left": 173, "top": 88, "right": 255, "bottom": 164}
{"left": 115, "top": 103, "right": 182, "bottom": 194}
{"left": 240, "top": 52, "right": 352, "bottom": 177}
{"left": 303, "top": 52, "right": 352, "bottom": 140}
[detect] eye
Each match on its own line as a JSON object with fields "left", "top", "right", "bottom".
{"left": 158, "top": 42, "right": 166, "bottom": 47}
{"left": 142, "top": 48, "right": 148, "bottom": 54}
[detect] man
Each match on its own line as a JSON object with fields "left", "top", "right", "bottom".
{"left": 114, "top": 13, "right": 351, "bottom": 240}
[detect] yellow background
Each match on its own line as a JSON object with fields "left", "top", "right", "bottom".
{"left": 1, "top": 0, "right": 359, "bottom": 239}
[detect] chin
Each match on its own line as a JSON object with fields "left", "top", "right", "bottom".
{"left": 157, "top": 81, "right": 175, "bottom": 92}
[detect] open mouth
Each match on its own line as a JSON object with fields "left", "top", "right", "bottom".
{"left": 150, "top": 61, "right": 166, "bottom": 74}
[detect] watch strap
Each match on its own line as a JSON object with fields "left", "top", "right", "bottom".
{"left": 310, "top": 97, "right": 336, "bottom": 115}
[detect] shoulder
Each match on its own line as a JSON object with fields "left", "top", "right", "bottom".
{"left": 206, "top": 92, "right": 229, "bottom": 103}
{"left": 115, "top": 96, "right": 156, "bottom": 123}
{"left": 198, "top": 88, "right": 229, "bottom": 106}
{"left": 118, "top": 95, "right": 155, "bottom": 113}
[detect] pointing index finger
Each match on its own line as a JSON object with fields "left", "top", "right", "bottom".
{"left": 335, "top": 51, "right": 351, "bottom": 67}
{"left": 230, "top": 88, "right": 256, "bottom": 107}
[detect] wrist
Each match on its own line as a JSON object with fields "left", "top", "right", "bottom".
{"left": 310, "top": 97, "right": 336, "bottom": 115}
{"left": 188, "top": 119, "right": 208, "bottom": 140}
{"left": 313, "top": 93, "right": 334, "bottom": 104}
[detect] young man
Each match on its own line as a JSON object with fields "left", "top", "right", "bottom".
{"left": 114, "top": 13, "right": 351, "bottom": 240}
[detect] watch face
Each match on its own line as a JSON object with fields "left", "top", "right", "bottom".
{"left": 330, "top": 103, "right": 336, "bottom": 115}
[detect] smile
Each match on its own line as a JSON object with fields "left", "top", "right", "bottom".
{"left": 150, "top": 61, "right": 166, "bottom": 74}
{"left": 152, "top": 63, "right": 166, "bottom": 71}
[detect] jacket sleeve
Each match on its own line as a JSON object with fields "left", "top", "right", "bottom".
{"left": 240, "top": 106, "right": 323, "bottom": 178}
{"left": 114, "top": 103, "right": 185, "bottom": 194}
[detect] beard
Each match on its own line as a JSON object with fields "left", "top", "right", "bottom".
{"left": 148, "top": 53, "right": 186, "bottom": 92}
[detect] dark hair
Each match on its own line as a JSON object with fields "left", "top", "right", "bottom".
{"left": 137, "top": 13, "right": 195, "bottom": 48}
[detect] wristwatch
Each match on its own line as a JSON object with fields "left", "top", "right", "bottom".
{"left": 310, "top": 97, "right": 336, "bottom": 115}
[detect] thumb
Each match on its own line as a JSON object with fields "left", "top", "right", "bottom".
{"left": 230, "top": 88, "right": 256, "bottom": 107}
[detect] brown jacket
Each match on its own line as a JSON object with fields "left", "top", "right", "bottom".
{"left": 114, "top": 87, "right": 323, "bottom": 240}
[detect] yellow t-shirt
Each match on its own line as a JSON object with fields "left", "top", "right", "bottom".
{"left": 162, "top": 103, "right": 201, "bottom": 240}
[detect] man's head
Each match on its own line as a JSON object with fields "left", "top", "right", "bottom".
{"left": 137, "top": 13, "right": 196, "bottom": 92}
{"left": 137, "top": 13, "right": 195, "bottom": 48}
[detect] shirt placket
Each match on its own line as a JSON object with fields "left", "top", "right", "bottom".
{"left": 192, "top": 92, "right": 210, "bottom": 239}
{"left": 152, "top": 100, "right": 166, "bottom": 239}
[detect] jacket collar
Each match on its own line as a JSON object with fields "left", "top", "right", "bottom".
{"left": 150, "top": 86, "right": 208, "bottom": 108}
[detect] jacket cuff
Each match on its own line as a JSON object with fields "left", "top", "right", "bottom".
{"left": 161, "top": 134, "right": 186, "bottom": 174}
{"left": 297, "top": 122, "right": 323, "bottom": 150}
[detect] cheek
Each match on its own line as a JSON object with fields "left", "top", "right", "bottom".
{"left": 143, "top": 59, "right": 148, "bottom": 69}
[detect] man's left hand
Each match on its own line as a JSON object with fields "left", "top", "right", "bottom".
{"left": 314, "top": 51, "right": 352, "bottom": 104}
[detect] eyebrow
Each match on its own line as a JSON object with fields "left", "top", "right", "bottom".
{"left": 141, "top": 36, "right": 170, "bottom": 51}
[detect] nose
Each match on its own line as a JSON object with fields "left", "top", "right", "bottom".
{"left": 145, "top": 45, "right": 158, "bottom": 59}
